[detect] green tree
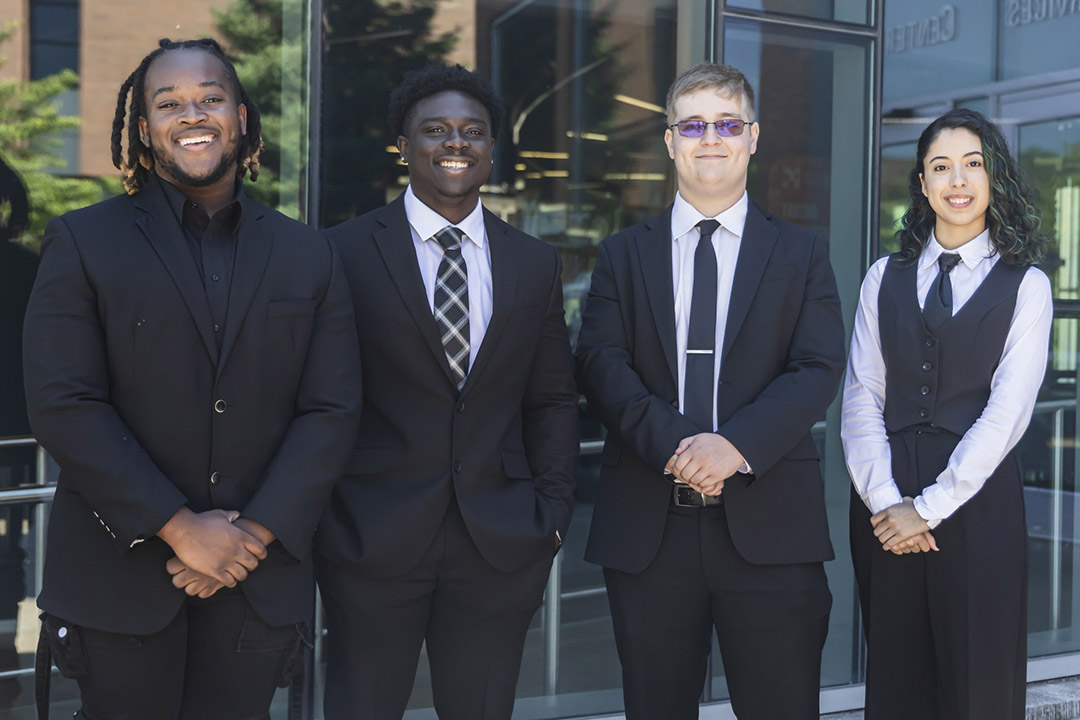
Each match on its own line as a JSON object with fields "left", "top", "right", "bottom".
{"left": 0, "top": 24, "right": 119, "bottom": 250}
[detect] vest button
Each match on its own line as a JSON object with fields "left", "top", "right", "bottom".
{"left": 920, "top": 385, "right": 931, "bottom": 395}
{"left": 922, "top": 361, "right": 933, "bottom": 371}
{"left": 919, "top": 408, "right": 929, "bottom": 418}
{"left": 925, "top": 338, "right": 936, "bottom": 348}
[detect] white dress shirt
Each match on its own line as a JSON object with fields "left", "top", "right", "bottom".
{"left": 403, "top": 186, "right": 494, "bottom": 369}
{"left": 841, "top": 229, "right": 1053, "bottom": 527}
{"left": 671, "top": 191, "right": 747, "bottom": 432}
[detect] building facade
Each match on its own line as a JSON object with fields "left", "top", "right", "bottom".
{"left": 0, "top": 0, "right": 1077, "bottom": 717}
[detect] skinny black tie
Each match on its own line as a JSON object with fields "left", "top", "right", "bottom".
{"left": 684, "top": 219, "right": 720, "bottom": 430}
{"left": 923, "top": 252, "right": 962, "bottom": 332}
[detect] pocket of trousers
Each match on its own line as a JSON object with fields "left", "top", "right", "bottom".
{"left": 237, "top": 609, "right": 311, "bottom": 688}
{"left": 41, "top": 614, "right": 88, "bottom": 679}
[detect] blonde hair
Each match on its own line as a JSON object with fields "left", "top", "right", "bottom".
{"left": 665, "top": 64, "right": 756, "bottom": 124}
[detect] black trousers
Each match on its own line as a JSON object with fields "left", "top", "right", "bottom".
{"left": 850, "top": 428, "right": 1027, "bottom": 720}
{"left": 604, "top": 503, "right": 831, "bottom": 720}
{"left": 42, "top": 590, "right": 305, "bottom": 720}
{"left": 316, "top": 499, "right": 554, "bottom": 720}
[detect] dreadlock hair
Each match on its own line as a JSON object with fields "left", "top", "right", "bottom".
{"left": 388, "top": 64, "right": 504, "bottom": 140}
{"left": 897, "top": 108, "right": 1046, "bottom": 267}
{"left": 111, "top": 38, "right": 264, "bottom": 195}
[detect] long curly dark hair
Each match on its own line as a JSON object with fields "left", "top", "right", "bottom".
{"left": 896, "top": 108, "right": 1045, "bottom": 266}
{"left": 111, "top": 38, "right": 264, "bottom": 195}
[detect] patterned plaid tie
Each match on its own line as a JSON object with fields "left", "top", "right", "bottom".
{"left": 433, "top": 226, "right": 470, "bottom": 390}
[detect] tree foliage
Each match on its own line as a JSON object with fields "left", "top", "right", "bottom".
{"left": 0, "top": 24, "right": 120, "bottom": 250}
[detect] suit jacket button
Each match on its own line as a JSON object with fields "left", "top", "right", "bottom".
{"left": 214, "top": 399, "right": 227, "bottom": 413}
{"left": 210, "top": 472, "right": 220, "bottom": 485}
{"left": 454, "top": 462, "right": 463, "bottom": 472}
{"left": 456, "top": 401, "right": 466, "bottom": 412}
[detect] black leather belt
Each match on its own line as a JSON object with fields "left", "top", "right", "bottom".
{"left": 672, "top": 484, "right": 723, "bottom": 507}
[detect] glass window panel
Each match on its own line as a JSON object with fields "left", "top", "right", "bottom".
{"left": 30, "top": 5, "right": 78, "bottom": 45}
{"left": 1019, "top": 117, "right": 1080, "bottom": 301}
{"left": 882, "top": 0, "right": 993, "bottom": 106}
{"left": 725, "top": 0, "right": 871, "bottom": 25}
{"left": 880, "top": 142, "right": 916, "bottom": 256}
{"left": 722, "top": 17, "right": 871, "bottom": 693}
{"left": 30, "top": 43, "right": 78, "bottom": 78}
{"left": 1001, "top": 2, "right": 1080, "bottom": 81}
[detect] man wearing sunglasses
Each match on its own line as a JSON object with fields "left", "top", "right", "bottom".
{"left": 576, "top": 64, "right": 844, "bottom": 719}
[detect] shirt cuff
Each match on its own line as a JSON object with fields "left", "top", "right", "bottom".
{"left": 863, "top": 483, "right": 904, "bottom": 515}
{"left": 738, "top": 460, "right": 752, "bottom": 474}
{"left": 912, "top": 493, "right": 947, "bottom": 529}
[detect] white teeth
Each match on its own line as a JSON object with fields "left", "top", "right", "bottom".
{"left": 178, "top": 135, "right": 214, "bottom": 146}
{"left": 440, "top": 161, "right": 469, "bottom": 169}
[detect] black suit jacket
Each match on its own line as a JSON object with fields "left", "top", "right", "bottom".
{"left": 23, "top": 178, "right": 361, "bottom": 634}
{"left": 317, "top": 194, "right": 578, "bottom": 578}
{"left": 577, "top": 200, "right": 844, "bottom": 573}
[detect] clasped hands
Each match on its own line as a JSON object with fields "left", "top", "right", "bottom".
{"left": 664, "top": 433, "right": 745, "bottom": 495}
{"left": 870, "top": 497, "right": 940, "bottom": 555}
{"left": 157, "top": 508, "right": 275, "bottom": 599}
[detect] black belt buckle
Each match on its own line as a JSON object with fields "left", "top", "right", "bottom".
{"left": 672, "top": 484, "right": 722, "bottom": 507}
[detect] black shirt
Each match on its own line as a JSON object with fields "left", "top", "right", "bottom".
{"left": 156, "top": 175, "right": 243, "bottom": 352}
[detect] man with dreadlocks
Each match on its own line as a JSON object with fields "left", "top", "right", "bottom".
{"left": 315, "top": 64, "right": 578, "bottom": 719}
{"left": 23, "top": 38, "right": 360, "bottom": 719}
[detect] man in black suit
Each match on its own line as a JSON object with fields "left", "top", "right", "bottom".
{"left": 316, "top": 64, "right": 578, "bottom": 720}
{"left": 22, "top": 38, "right": 360, "bottom": 719}
{"left": 576, "top": 64, "right": 845, "bottom": 719}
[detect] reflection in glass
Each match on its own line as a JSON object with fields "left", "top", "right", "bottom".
{"left": 879, "top": 143, "right": 916, "bottom": 256}
{"left": 726, "top": 0, "right": 870, "bottom": 25}
{"left": 724, "top": 17, "right": 871, "bottom": 693}
{"left": 1018, "top": 118, "right": 1080, "bottom": 659}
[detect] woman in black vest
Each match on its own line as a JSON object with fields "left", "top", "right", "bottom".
{"left": 842, "top": 108, "right": 1052, "bottom": 720}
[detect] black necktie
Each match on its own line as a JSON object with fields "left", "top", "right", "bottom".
{"left": 923, "top": 252, "right": 962, "bottom": 332}
{"left": 684, "top": 219, "right": 720, "bottom": 430}
{"left": 433, "top": 226, "right": 469, "bottom": 390}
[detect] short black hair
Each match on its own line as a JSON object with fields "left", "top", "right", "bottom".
{"left": 111, "top": 38, "right": 264, "bottom": 195}
{"left": 388, "top": 64, "right": 504, "bottom": 139}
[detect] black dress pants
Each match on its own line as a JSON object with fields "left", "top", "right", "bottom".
{"left": 43, "top": 590, "right": 304, "bottom": 720}
{"left": 316, "top": 499, "right": 554, "bottom": 720}
{"left": 850, "top": 428, "right": 1027, "bottom": 720}
{"left": 604, "top": 502, "right": 831, "bottom": 720}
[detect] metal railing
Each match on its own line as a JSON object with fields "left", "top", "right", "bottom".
{"left": 3, "top": 396, "right": 1080, "bottom": 714}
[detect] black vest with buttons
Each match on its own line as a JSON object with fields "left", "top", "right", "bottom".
{"left": 878, "top": 252, "right": 1027, "bottom": 436}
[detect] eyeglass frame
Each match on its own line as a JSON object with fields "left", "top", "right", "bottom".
{"left": 667, "top": 118, "right": 756, "bottom": 138}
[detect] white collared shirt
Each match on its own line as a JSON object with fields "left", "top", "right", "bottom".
{"left": 403, "top": 186, "right": 494, "bottom": 369}
{"left": 671, "top": 191, "right": 747, "bottom": 432}
{"left": 841, "top": 229, "right": 1053, "bottom": 526}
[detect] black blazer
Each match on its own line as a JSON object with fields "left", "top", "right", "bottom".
{"left": 317, "top": 194, "right": 578, "bottom": 578}
{"left": 23, "top": 178, "right": 361, "bottom": 634}
{"left": 577, "top": 200, "right": 845, "bottom": 573}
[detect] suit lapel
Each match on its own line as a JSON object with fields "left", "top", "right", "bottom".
{"left": 461, "top": 210, "right": 518, "bottom": 394}
{"left": 635, "top": 209, "right": 678, "bottom": 386}
{"left": 720, "top": 200, "right": 777, "bottom": 363}
{"left": 134, "top": 182, "right": 218, "bottom": 365}
{"left": 372, "top": 196, "right": 459, "bottom": 386}
{"left": 217, "top": 195, "right": 272, "bottom": 375}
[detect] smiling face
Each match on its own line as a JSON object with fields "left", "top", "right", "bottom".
{"left": 664, "top": 88, "right": 758, "bottom": 216}
{"left": 397, "top": 90, "right": 494, "bottom": 224}
{"left": 138, "top": 48, "right": 247, "bottom": 193}
{"left": 919, "top": 127, "right": 990, "bottom": 248}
